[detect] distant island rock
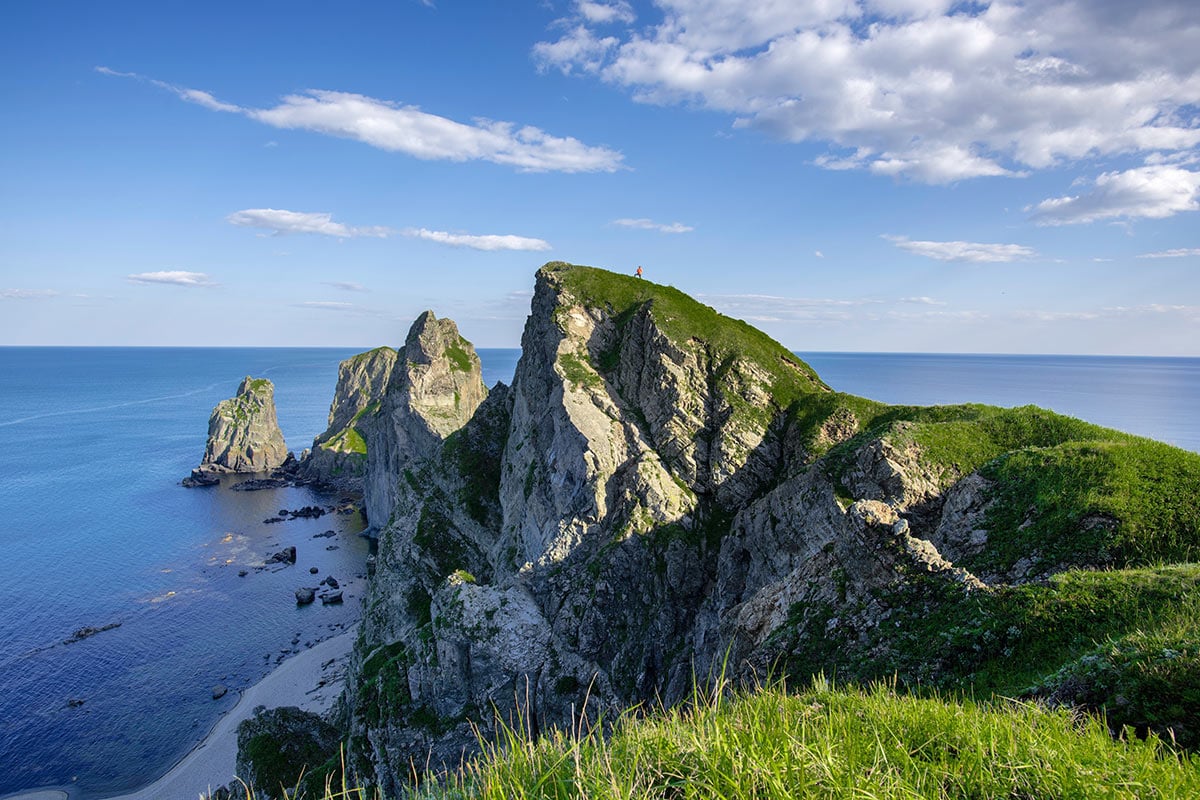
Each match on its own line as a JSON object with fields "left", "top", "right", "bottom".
{"left": 184, "top": 376, "right": 289, "bottom": 486}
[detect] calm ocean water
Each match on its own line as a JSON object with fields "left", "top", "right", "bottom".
{"left": 0, "top": 347, "right": 1195, "bottom": 798}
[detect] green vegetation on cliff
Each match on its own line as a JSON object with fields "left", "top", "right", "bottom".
{"left": 544, "top": 262, "right": 827, "bottom": 407}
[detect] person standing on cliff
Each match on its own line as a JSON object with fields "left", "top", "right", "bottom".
{"left": 636, "top": 265, "right": 643, "bottom": 279}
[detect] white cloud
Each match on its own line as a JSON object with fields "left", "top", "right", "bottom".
{"left": 1, "top": 288, "right": 59, "bottom": 299}
{"left": 402, "top": 228, "right": 552, "bottom": 251}
{"left": 99, "top": 68, "right": 624, "bottom": 173}
{"left": 884, "top": 235, "right": 1037, "bottom": 263}
{"left": 577, "top": 1, "right": 636, "bottom": 25}
{"left": 533, "top": 1, "right": 1200, "bottom": 184}
{"left": 900, "top": 296, "right": 947, "bottom": 305}
{"left": 324, "top": 281, "right": 366, "bottom": 291}
{"left": 612, "top": 217, "right": 694, "bottom": 233}
{"left": 533, "top": 26, "right": 621, "bottom": 75}
{"left": 227, "top": 209, "right": 392, "bottom": 238}
{"left": 814, "top": 250, "right": 824, "bottom": 258}
{"left": 1030, "top": 165, "right": 1200, "bottom": 225}
{"left": 127, "top": 271, "right": 216, "bottom": 287}
{"left": 1138, "top": 247, "right": 1200, "bottom": 258}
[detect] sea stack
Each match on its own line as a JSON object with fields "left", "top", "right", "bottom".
{"left": 297, "top": 347, "right": 398, "bottom": 492}
{"left": 187, "top": 376, "right": 289, "bottom": 482}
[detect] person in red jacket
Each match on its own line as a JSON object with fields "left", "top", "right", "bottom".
{"left": 636, "top": 265, "right": 643, "bottom": 279}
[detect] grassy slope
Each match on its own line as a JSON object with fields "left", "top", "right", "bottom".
{"left": 423, "top": 680, "right": 1200, "bottom": 800}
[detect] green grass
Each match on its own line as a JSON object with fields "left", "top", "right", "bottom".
{"left": 975, "top": 438, "right": 1200, "bottom": 575}
{"left": 445, "top": 337, "right": 475, "bottom": 373}
{"left": 324, "top": 426, "right": 368, "bottom": 455}
{"left": 557, "top": 351, "right": 602, "bottom": 389}
{"left": 414, "top": 679, "right": 1200, "bottom": 800}
{"left": 217, "top": 680, "right": 1200, "bottom": 799}
{"left": 777, "top": 562, "right": 1200, "bottom": 746}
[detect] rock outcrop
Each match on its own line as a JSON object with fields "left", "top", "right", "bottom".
{"left": 191, "top": 377, "right": 289, "bottom": 478}
{"left": 299, "top": 347, "right": 398, "bottom": 491}
{"left": 277, "top": 262, "right": 1200, "bottom": 790}
{"left": 362, "top": 311, "right": 488, "bottom": 532}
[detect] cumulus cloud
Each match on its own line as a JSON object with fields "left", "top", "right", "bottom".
{"left": 533, "top": 1, "right": 1200, "bottom": 184}
{"left": 227, "top": 208, "right": 392, "bottom": 238}
{"left": 1138, "top": 248, "right": 1200, "bottom": 258}
{"left": 884, "top": 235, "right": 1037, "bottom": 263}
{"left": 127, "top": 271, "right": 216, "bottom": 287}
{"left": 612, "top": 217, "right": 694, "bottom": 233}
{"left": 402, "top": 228, "right": 552, "bottom": 251}
{"left": 1, "top": 288, "right": 59, "bottom": 299}
{"left": 1030, "top": 165, "right": 1200, "bottom": 225}
{"left": 98, "top": 68, "right": 623, "bottom": 173}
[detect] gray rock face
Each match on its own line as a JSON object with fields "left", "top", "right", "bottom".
{"left": 342, "top": 264, "right": 1004, "bottom": 789}
{"left": 299, "top": 346, "right": 398, "bottom": 491}
{"left": 198, "top": 377, "right": 288, "bottom": 474}
{"left": 362, "top": 311, "right": 487, "bottom": 531}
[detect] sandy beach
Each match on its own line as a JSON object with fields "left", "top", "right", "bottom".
{"left": 3, "top": 630, "right": 357, "bottom": 800}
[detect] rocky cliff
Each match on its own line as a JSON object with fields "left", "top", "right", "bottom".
{"left": 362, "top": 312, "right": 488, "bottom": 531}
{"left": 292, "top": 263, "right": 1200, "bottom": 791}
{"left": 299, "top": 347, "right": 398, "bottom": 492}
{"left": 193, "top": 376, "right": 289, "bottom": 476}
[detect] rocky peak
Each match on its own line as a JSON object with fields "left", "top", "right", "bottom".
{"left": 298, "top": 347, "right": 398, "bottom": 491}
{"left": 362, "top": 312, "right": 487, "bottom": 530}
{"left": 197, "top": 376, "right": 289, "bottom": 474}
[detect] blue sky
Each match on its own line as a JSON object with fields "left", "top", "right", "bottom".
{"left": 2, "top": 1, "right": 1198, "bottom": 354}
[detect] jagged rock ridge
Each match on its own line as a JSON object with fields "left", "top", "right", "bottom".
{"left": 321, "top": 263, "right": 1200, "bottom": 791}
{"left": 193, "top": 376, "right": 289, "bottom": 477}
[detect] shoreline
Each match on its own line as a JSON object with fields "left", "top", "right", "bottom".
{"left": 3, "top": 630, "right": 357, "bottom": 800}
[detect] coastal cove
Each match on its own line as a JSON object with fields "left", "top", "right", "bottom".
{"left": 0, "top": 345, "right": 1197, "bottom": 800}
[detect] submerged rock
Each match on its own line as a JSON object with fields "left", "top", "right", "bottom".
{"left": 295, "top": 588, "right": 315, "bottom": 605}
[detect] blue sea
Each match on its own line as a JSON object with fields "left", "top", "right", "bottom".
{"left": 0, "top": 347, "right": 1196, "bottom": 799}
